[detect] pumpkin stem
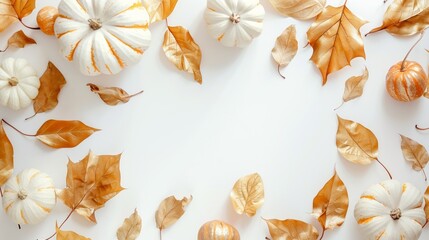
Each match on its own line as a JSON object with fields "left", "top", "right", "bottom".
{"left": 88, "top": 18, "right": 102, "bottom": 30}
{"left": 17, "top": 190, "right": 27, "bottom": 200}
{"left": 400, "top": 32, "right": 424, "bottom": 72}
{"left": 390, "top": 208, "right": 401, "bottom": 220}
{"left": 1, "top": 119, "right": 36, "bottom": 137}
{"left": 230, "top": 13, "right": 240, "bottom": 24}
{"left": 8, "top": 77, "right": 19, "bottom": 86}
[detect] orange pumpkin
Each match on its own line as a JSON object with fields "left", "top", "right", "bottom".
{"left": 37, "top": 6, "right": 59, "bottom": 36}
{"left": 386, "top": 61, "right": 427, "bottom": 102}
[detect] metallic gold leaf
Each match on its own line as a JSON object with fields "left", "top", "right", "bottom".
{"left": 424, "top": 187, "right": 429, "bottom": 221}
{"left": 117, "top": 209, "right": 142, "bottom": 240}
{"left": 143, "top": 0, "right": 178, "bottom": 23}
{"left": 163, "top": 26, "right": 203, "bottom": 84}
{"left": 57, "top": 151, "right": 124, "bottom": 223}
{"left": 230, "top": 173, "right": 264, "bottom": 217}
{"left": 268, "top": 0, "right": 326, "bottom": 20}
{"left": 0, "top": 0, "right": 18, "bottom": 32}
{"left": 400, "top": 135, "right": 429, "bottom": 180}
{"left": 336, "top": 115, "right": 378, "bottom": 165}
{"left": 56, "top": 225, "right": 91, "bottom": 240}
{"left": 0, "top": 121, "right": 13, "bottom": 186}
{"left": 2, "top": 30, "right": 36, "bottom": 51}
{"left": 312, "top": 170, "right": 348, "bottom": 230}
{"left": 264, "top": 219, "right": 319, "bottom": 240}
{"left": 343, "top": 67, "right": 369, "bottom": 102}
{"left": 36, "top": 120, "right": 99, "bottom": 149}
{"left": 87, "top": 84, "right": 143, "bottom": 106}
{"left": 11, "top": 0, "right": 35, "bottom": 19}
{"left": 307, "top": 4, "right": 367, "bottom": 85}
{"left": 156, "top": 195, "right": 192, "bottom": 230}
{"left": 272, "top": 25, "right": 298, "bottom": 79}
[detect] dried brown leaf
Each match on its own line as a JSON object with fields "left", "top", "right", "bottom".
{"left": 117, "top": 209, "right": 142, "bottom": 240}
{"left": 143, "top": 0, "right": 178, "bottom": 23}
{"left": 268, "top": 0, "right": 326, "bottom": 20}
{"left": 0, "top": 121, "right": 13, "bottom": 186}
{"left": 230, "top": 173, "right": 264, "bottom": 217}
{"left": 11, "top": 0, "right": 35, "bottom": 19}
{"left": 272, "top": 25, "right": 298, "bottom": 79}
{"left": 312, "top": 170, "right": 348, "bottom": 231}
{"left": 343, "top": 67, "right": 369, "bottom": 102}
{"left": 156, "top": 195, "right": 192, "bottom": 230}
{"left": 264, "top": 219, "right": 319, "bottom": 240}
{"left": 87, "top": 84, "right": 143, "bottom": 106}
{"left": 56, "top": 225, "right": 90, "bottom": 240}
{"left": 400, "top": 135, "right": 429, "bottom": 180}
{"left": 0, "top": 0, "right": 18, "bottom": 32}
{"left": 1, "top": 30, "right": 36, "bottom": 51}
{"left": 163, "top": 26, "right": 203, "bottom": 84}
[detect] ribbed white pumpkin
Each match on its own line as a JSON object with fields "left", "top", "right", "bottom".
{"left": 204, "top": 0, "right": 265, "bottom": 48}
{"left": 2, "top": 169, "right": 56, "bottom": 225}
{"left": 0, "top": 58, "right": 40, "bottom": 111}
{"left": 354, "top": 180, "right": 426, "bottom": 240}
{"left": 54, "top": 0, "right": 152, "bottom": 76}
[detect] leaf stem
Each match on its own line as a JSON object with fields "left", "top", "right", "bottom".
{"left": 334, "top": 101, "right": 344, "bottom": 111}
{"left": 401, "top": 32, "right": 424, "bottom": 72}
{"left": 277, "top": 65, "right": 285, "bottom": 79}
{"left": 19, "top": 19, "right": 40, "bottom": 30}
{"left": 265, "top": 238, "right": 272, "bottom": 240}
{"left": 44, "top": 208, "right": 75, "bottom": 240}
{"left": 376, "top": 158, "right": 393, "bottom": 179}
{"left": 160, "top": 229, "right": 162, "bottom": 240}
{"left": 0, "top": 46, "right": 9, "bottom": 53}
{"left": 1, "top": 119, "right": 36, "bottom": 137}
{"left": 319, "top": 228, "right": 325, "bottom": 240}
{"left": 416, "top": 125, "right": 429, "bottom": 131}
{"left": 128, "top": 90, "right": 145, "bottom": 99}
{"left": 0, "top": 187, "right": 3, "bottom": 197}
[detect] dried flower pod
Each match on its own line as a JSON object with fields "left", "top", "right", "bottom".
{"left": 37, "top": 6, "right": 59, "bottom": 36}
{"left": 198, "top": 220, "right": 240, "bottom": 240}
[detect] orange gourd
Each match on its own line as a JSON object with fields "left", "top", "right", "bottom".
{"left": 37, "top": 6, "right": 59, "bottom": 36}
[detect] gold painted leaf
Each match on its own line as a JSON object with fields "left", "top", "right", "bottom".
{"left": 268, "top": 0, "right": 326, "bottom": 20}
{"left": 400, "top": 135, "right": 429, "bottom": 180}
{"left": 1, "top": 30, "right": 36, "bottom": 51}
{"left": 264, "top": 219, "right": 319, "bottom": 240}
{"left": 312, "top": 170, "right": 348, "bottom": 230}
{"left": 336, "top": 115, "right": 378, "bottom": 165}
{"left": 11, "top": 0, "right": 35, "bottom": 19}
{"left": 0, "top": 121, "right": 13, "bottom": 186}
{"left": 272, "top": 25, "right": 298, "bottom": 79}
{"left": 230, "top": 173, "right": 264, "bottom": 217}
{"left": 156, "top": 195, "right": 192, "bottom": 230}
{"left": 117, "top": 209, "right": 142, "bottom": 240}
{"left": 0, "top": 0, "right": 18, "bottom": 32}
{"left": 342, "top": 67, "right": 369, "bottom": 102}
{"left": 424, "top": 187, "right": 429, "bottom": 221}
{"left": 163, "top": 26, "right": 203, "bottom": 84}
{"left": 143, "top": 0, "right": 178, "bottom": 23}
{"left": 57, "top": 151, "right": 124, "bottom": 223}
{"left": 56, "top": 225, "right": 90, "bottom": 240}
{"left": 307, "top": 4, "right": 367, "bottom": 85}
{"left": 87, "top": 83, "right": 143, "bottom": 106}
{"left": 36, "top": 120, "right": 99, "bottom": 149}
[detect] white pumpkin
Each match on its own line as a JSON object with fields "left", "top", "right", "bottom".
{"left": 0, "top": 58, "right": 40, "bottom": 111}
{"left": 2, "top": 169, "right": 56, "bottom": 225}
{"left": 204, "top": 0, "right": 265, "bottom": 48}
{"left": 354, "top": 180, "right": 426, "bottom": 240}
{"left": 54, "top": 0, "right": 152, "bottom": 76}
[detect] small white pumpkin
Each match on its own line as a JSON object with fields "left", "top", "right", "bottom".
{"left": 354, "top": 180, "right": 426, "bottom": 240}
{"left": 54, "top": 0, "right": 152, "bottom": 76}
{"left": 204, "top": 0, "right": 265, "bottom": 48}
{"left": 0, "top": 58, "right": 40, "bottom": 111}
{"left": 2, "top": 169, "right": 56, "bottom": 225}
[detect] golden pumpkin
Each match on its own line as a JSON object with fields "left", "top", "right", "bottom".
{"left": 198, "top": 220, "right": 240, "bottom": 240}
{"left": 386, "top": 61, "right": 427, "bottom": 102}
{"left": 37, "top": 6, "right": 59, "bottom": 36}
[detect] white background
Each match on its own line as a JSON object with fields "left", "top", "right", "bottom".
{"left": 1, "top": 0, "right": 429, "bottom": 239}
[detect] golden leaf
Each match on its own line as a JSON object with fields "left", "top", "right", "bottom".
{"left": 57, "top": 151, "right": 124, "bottom": 223}
{"left": 264, "top": 219, "right": 319, "bottom": 240}
{"left": 368, "top": 0, "right": 429, "bottom": 36}
{"left": 156, "top": 195, "right": 192, "bottom": 230}
{"left": 56, "top": 225, "right": 90, "bottom": 240}
{"left": 143, "top": 0, "right": 178, "bottom": 23}
{"left": 230, "top": 173, "right": 264, "bottom": 217}
{"left": 307, "top": 4, "right": 367, "bottom": 85}
{"left": 1, "top": 30, "right": 36, "bottom": 51}
{"left": 35, "top": 120, "right": 99, "bottom": 149}
{"left": 163, "top": 26, "right": 203, "bottom": 84}
{"left": 11, "top": 0, "right": 35, "bottom": 19}
{"left": 312, "top": 170, "right": 348, "bottom": 231}
{"left": 424, "top": 187, "right": 429, "bottom": 221}
{"left": 272, "top": 25, "right": 298, "bottom": 79}
{"left": 117, "top": 209, "right": 142, "bottom": 240}
{"left": 0, "top": 121, "right": 13, "bottom": 186}
{"left": 342, "top": 67, "right": 369, "bottom": 102}
{"left": 87, "top": 84, "right": 144, "bottom": 106}
{"left": 0, "top": 0, "right": 17, "bottom": 32}
{"left": 400, "top": 135, "right": 429, "bottom": 180}
{"left": 268, "top": 0, "right": 326, "bottom": 20}
{"left": 29, "top": 62, "right": 66, "bottom": 119}
{"left": 336, "top": 115, "right": 378, "bottom": 165}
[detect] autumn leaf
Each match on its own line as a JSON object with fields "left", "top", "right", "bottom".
{"left": 272, "top": 25, "right": 298, "bottom": 79}
{"left": 11, "top": 0, "right": 35, "bottom": 20}
{"left": 0, "top": 0, "right": 18, "bottom": 32}
{"left": 57, "top": 151, "right": 124, "bottom": 223}
{"left": 335, "top": 67, "right": 369, "bottom": 110}
{"left": 1, "top": 30, "right": 36, "bottom": 52}
{"left": 268, "top": 0, "right": 326, "bottom": 20}
{"left": 400, "top": 135, "right": 429, "bottom": 181}
{"left": 143, "top": 0, "right": 178, "bottom": 23}
{"left": 87, "top": 84, "right": 144, "bottom": 106}
{"left": 117, "top": 209, "right": 142, "bottom": 240}
{"left": 56, "top": 225, "right": 90, "bottom": 240}
{"left": 163, "top": 26, "right": 203, "bottom": 84}
{"left": 0, "top": 121, "right": 13, "bottom": 186}
{"left": 307, "top": 4, "right": 367, "bottom": 85}
{"left": 156, "top": 195, "right": 192, "bottom": 230}
{"left": 264, "top": 219, "right": 319, "bottom": 240}
{"left": 312, "top": 170, "right": 348, "bottom": 233}
{"left": 230, "top": 173, "right": 264, "bottom": 217}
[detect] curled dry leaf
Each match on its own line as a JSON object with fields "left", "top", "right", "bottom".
{"left": 156, "top": 195, "right": 192, "bottom": 230}
{"left": 312, "top": 170, "right": 348, "bottom": 232}
{"left": 1, "top": 30, "right": 36, "bottom": 52}
{"left": 0, "top": 121, "right": 13, "bottom": 186}
{"left": 307, "top": 4, "right": 367, "bottom": 85}
{"left": 264, "top": 219, "right": 319, "bottom": 240}
{"left": 0, "top": 0, "right": 18, "bottom": 32}
{"left": 400, "top": 135, "right": 429, "bottom": 181}
{"left": 117, "top": 209, "right": 142, "bottom": 240}
{"left": 268, "top": 0, "right": 326, "bottom": 20}
{"left": 272, "top": 25, "right": 298, "bottom": 79}
{"left": 342, "top": 67, "right": 369, "bottom": 103}
{"left": 163, "top": 26, "right": 203, "bottom": 84}
{"left": 143, "top": 0, "right": 178, "bottom": 23}
{"left": 230, "top": 173, "right": 264, "bottom": 217}
{"left": 57, "top": 151, "right": 124, "bottom": 223}
{"left": 56, "top": 225, "right": 90, "bottom": 240}
{"left": 87, "top": 84, "right": 144, "bottom": 106}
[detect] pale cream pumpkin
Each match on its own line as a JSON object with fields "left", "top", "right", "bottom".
{"left": 54, "top": 0, "right": 152, "bottom": 76}
{"left": 198, "top": 220, "right": 240, "bottom": 240}
{"left": 204, "top": 0, "right": 265, "bottom": 48}
{"left": 354, "top": 180, "right": 426, "bottom": 240}
{"left": 2, "top": 169, "right": 56, "bottom": 225}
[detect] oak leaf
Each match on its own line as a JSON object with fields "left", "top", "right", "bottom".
{"left": 400, "top": 135, "right": 429, "bottom": 181}
{"left": 230, "top": 173, "right": 264, "bottom": 217}
{"left": 87, "top": 84, "right": 143, "bottom": 106}
{"left": 307, "top": 4, "right": 367, "bottom": 85}
{"left": 117, "top": 209, "right": 142, "bottom": 240}
{"left": 156, "top": 195, "right": 192, "bottom": 230}
{"left": 163, "top": 26, "right": 203, "bottom": 84}
{"left": 143, "top": 0, "right": 178, "bottom": 23}
{"left": 272, "top": 25, "right": 298, "bottom": 79}
{"left": 268, "top": 0, "right": 326, "bottom": 20}
{"left": 264, "top": 219, "right": 319, "bottom": 240}
{"left": 1, "top": 30, "right": 36, "bottom": 52}
{"left": 56, "top": 225, "right": 90, "bottom": 240}
{"left": 0, "top": 121, "right": 13, "bottom": 186}
{"left": 57, "top": 151, "right": 124, "bottom": 223}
